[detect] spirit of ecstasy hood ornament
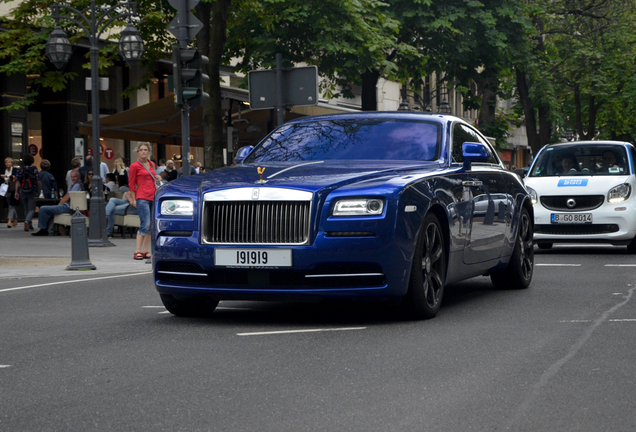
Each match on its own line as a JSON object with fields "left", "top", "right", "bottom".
{"left": 257, "top": 167, "right": 266, "bottom": 183}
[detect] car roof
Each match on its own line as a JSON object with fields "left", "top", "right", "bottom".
{"left": 284, "top": 111, "right": 464, "bottom": 125}
{"left": 543, "top": 140, "right": 633, "bottom": 148}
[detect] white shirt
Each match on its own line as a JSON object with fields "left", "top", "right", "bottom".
{"left": 100, "top": 162, "right": 109, "bottom": 182}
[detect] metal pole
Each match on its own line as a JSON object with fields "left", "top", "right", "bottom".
{"left": 178, "top": 0, "right": 191, "bottom": 177}
{"left": 87, "top": 0, "right": 113, "bottom": 247}
{"left": 275, "top": 53, "right": 284, "bottom": 127}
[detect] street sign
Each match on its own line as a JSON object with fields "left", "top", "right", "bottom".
{"left": 167, "top": 13, "right": 203, "bottom": 42}
{"left": 248, "top": 66, "right": 318, "bottom": 110}
{"left": 167, "top": 0, "right": 199, "bottom": 10}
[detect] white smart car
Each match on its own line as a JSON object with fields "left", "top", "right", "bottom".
{"left": 524, "top": 141, "right": 636, "bottom": 253}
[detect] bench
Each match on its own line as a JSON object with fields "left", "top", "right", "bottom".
{"left": 114, "top": 207, "right": 140, "bottom": 238}
{"left": 53, "top": 191, "right": 89, "bottom": 228}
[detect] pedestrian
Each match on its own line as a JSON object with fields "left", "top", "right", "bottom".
{"left": 65, "top": 157, "right": 81, "bottom": 193}
{"left": 83, "top": 168, "right": 95, "bottom": 195}
{"left": 128, "top": 142, "right": 161, "bottom": 260}
{"left": 2, "top": 157, "right": 19, "bottom": 228}
{"left": 105, "top": 190, "right": 138, "bottom": 238}
{"left": 99, "top": 158, "right": 109, "bottom": 182}
{"left": 31, "top": 170, "right": 83, "bottom": 236}
{"left": 112, "top": 157, "right": 128, "bottom": 181}
{"left": 116, "top": 175, "right": 130, "bottom": 192}
{"left": 14, "top": 154, "right": 40, "bottom": 231}
{"left": 38, "top": 159, "right": 58, "bottom": 199}
{"left": 165, "top": 159, "right": 177, "bottom": 182}
{"left": 178, "top": 163, "right": 196, "bottom": 178}
{"left": 155, "top": 158, "right": 167, "bottom": 175}
{"left": 104, "top": 173, "right": 119, "bottom": 191}
{"left": 79, "top": 155, "right": 93, "bottom": 182}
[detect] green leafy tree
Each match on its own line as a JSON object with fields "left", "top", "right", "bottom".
{"left": 225, "top": 0, "right": 410, "bottom": 111}
{"left": 0, "top": 0, "right": 172, "bottom": 110}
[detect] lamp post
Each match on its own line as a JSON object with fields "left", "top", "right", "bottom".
{"left": 46, "top": 0, "right": 144, "bottom": 247}
{"left": 398, "top": 82, "right": 452, "bottom": 114}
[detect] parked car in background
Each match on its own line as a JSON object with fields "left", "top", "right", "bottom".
{"left": 524, "top": 141, "right": 636, "bottom": 252}
{"left": 152, "top": 112, "right": 534, "bottom": 319}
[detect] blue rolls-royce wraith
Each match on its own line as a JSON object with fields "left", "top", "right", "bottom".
{"left": 152, "top": 112, "right": 534, "bottom": 319}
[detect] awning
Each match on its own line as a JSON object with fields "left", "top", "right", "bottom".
{"left": 78, "top": 87, "right": 251, "bottom": 146}
{"left": 78, "top": 96, "right": 203, "bottom": 145}
{"left": 78, "top": 86, "right": 360, "bottom": 146}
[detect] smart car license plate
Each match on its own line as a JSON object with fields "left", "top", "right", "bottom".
{"left": 551, "top": 213, "right": 593, "bottom": 224}
{"left": 215, "top": 249, "right": 292, "bottom": 267}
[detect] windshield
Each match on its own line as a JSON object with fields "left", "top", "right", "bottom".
{"left": 529, "top": 144, "right": 630, "bottom": 177}
{"left": 245, "top": 119, "right": 441, "bottom": 163}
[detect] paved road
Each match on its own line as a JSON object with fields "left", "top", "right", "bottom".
{"left": 1, "top": 245, "right": 635, "bottom": 431}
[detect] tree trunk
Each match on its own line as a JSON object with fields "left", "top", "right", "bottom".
{"left": 515, "top": 68, "right": 542, "bottom": 156}
{"left": 197, "top": 0, "right": 231, "bottom": 171}
{"left": 361, "top": 70, "right": 380, "bottom": 111}
{"left": 477, "top": 77, "right": 496, "bottom": 127}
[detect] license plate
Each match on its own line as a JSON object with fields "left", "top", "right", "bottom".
{"left": 551, "top": 213, "right": 593, "bottom": 224}
{"left": 215, "top": 248, "right": 292, "bottom": 267}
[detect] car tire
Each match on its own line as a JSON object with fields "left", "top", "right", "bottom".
{"left": 160, "top": 294, "right": 219, "bottom": 317}
{"left": 627, "top": 237, "right": 636, "bottom": 254}
{"left": 491, "top": 207, "right": 534, "bottom": 290}
{"left": 537, "top": 243, "right": 553, "bottom": 250}
{"left": 402, "top": 213, "right": 446, "bottom": 320}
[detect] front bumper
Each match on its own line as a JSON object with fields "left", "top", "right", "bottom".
{"left": 533, "top": 202, "right": 636, "bottom": 245}
{"left": 153, "top": 232, "right": 413, "bottom": 300}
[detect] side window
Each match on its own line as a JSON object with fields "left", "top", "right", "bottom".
{"left": 452, "top": 123, "right": 471, "bottom": 163}
{"left": 452, "top": 123, "right": 500, "bottom": 165}
{"left": 630, "top": 146, "right": 636, "bottom": 174}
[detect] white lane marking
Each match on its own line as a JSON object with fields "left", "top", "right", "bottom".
{"left": 536, "top": 264, "right": 581, "bottom": 266}
{"left": 217, "top": 306, "right": 253, "bottom": 311}
{"left": 605, "top": 264, "right": 636, "bottom": 267}
{"left": 237, "top": 327, "right": 366, "bottom": 336}
{"left": 0, "top": 272, "right": 152, "bottom": 293}
{"left": 0, "top": 365, "right": 11, "bottom": 368}
{"left": 159, "top": 311, "right": 171, "bottom": 314}
{"left": 561, "top": 319, "right": 636, "bottom": 323}
{"left": 559, "top": 320, "right": 591, "bottom": 323}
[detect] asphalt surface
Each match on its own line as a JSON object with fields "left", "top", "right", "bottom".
{"left": 2, "top": 223, "right": 636, "bottom": 431}
{"left": 0, "top": 222, "right": 151, "bottom": 279}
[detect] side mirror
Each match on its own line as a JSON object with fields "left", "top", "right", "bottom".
{"left": 233, "top": 145, "right": 254, "bottom": 165}
{"left": 462, "top": 142, "right": 491, "bottom": 170}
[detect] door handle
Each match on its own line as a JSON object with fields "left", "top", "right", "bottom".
{"left": 462, "top": 180, "right": 483, "bottom": 187}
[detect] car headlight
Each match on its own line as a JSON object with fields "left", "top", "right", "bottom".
{"left": 526, "top": 186, "right": 538, "bottom": 205}
{"left": 332, "top": 198, "right": 384, "bottom": 216}
{"left": 160, "top": 199, "right": 194, "bottom": 216}
{"left": 608, "top": 184, "right": 631, "bottom": 203}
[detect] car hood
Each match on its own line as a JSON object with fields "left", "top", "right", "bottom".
{"left": 524, "top": 175, "right": 631, "bottom": 195}
{"left": 195, "top": 161, "right": 445, "bottom": 194}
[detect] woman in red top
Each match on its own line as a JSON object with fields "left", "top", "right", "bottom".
{"left": 128, "top": 142, "right": 161, "bottom": 260}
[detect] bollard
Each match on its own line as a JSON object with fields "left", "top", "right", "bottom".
{"left": 66, "top": 208, "right": 96, "bottom": 271}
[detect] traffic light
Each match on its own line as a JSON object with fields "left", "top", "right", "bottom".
{"left": 172, "top": 45, "right": 209, "bottom": 108}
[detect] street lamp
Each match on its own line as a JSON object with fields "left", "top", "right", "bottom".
{"left": 46, "top": 0, "right": 144, "bottom": 247}
{"left": 398, "top": 82, "right": 452, "bottom": 115}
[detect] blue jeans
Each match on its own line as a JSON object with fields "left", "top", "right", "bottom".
{"left": 38, "top": 203, "right": 70, "bottom": 230}
{"left": 105, "top": 198, "right": 138, "bottom": 235}
{"left": 136, "top": 199, "right": 152, "bottom": 236}
{"left": 20, "top": 193, "right": 37, "bottom": 223}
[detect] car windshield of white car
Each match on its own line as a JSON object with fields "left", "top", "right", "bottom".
{"left": 245, "top": 119, "right": 441, "bottom": 163}
{"left": 528, "top": 144, "right": 629, "bottom": 177}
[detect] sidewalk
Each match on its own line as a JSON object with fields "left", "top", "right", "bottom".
{"left": 0, "top": 223, "right": 152, "bottom": 279}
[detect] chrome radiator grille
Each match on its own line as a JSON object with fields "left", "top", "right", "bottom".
{"left": 203, "top": 201, "right": 311, "bottom": 244}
